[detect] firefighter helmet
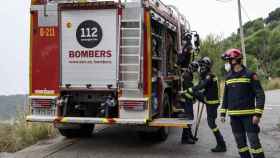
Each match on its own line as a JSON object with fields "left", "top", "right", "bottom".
{"left": 188, "top": 61, "right": 199, "bottom": 73}
{"left": 197, "top": 57, "right": 212, "bottom": 75}
{"left": 199, "top": 57, "right": 212, "bottom": 68}
{"left": 222, "top": 48, "right": 243, "bottom": 61}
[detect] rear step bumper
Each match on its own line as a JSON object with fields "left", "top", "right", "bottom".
{"left": 26, "top": 116, "right": 147, "bottom": 125}
{"left": 26, "top": 116, "right": 193, "bottom": 128}
{"left": 149, "top": 118, "right": 194, "bottom": 128}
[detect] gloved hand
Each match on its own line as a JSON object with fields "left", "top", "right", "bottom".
{"left": 179, "top": 90, "right": 187, "bottom": 94}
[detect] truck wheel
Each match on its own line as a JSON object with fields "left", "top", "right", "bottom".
{"left": 155, "top": 127, "right": 169, "bottom": 141}
{"left": 58, "top": 124, "right": 94, "bottom": 138}
{"left": 137, "top": 127, "right": 168, "bottom": 142}
{"left": 138, "top": 93, "right": 170, "bottom": 141}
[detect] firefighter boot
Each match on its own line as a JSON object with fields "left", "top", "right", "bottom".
{"left": 211, "top": 131, "right": 227, "bottom": 152}
{"left": 239, "top": 151, "right": 252, "bottom": 158}
{"left": 211, "top": 141, "right": 227, "bottom": 152}
{"left": 252, "top": 153, "right": 265, "bottom": 158}
{"left": 181, "top": 128, "right": 195, "bottom": 144}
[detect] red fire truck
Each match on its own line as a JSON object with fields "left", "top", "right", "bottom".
{"left": 27, "top": 0, "right": 200, "bottom": 140}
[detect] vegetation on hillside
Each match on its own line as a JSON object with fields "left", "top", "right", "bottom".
{"left": 0, "top": 95, "right": 27, "bottom": 121}
{"left": 199, "top": 7, "right": 280, "bottom": 88}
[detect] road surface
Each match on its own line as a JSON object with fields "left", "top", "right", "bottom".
{"left": 6, "top": 90, "right": 280, "bottom": 158}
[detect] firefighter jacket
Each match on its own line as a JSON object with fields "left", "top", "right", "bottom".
{"left": 177, "top": 49, "right": 192, "bottom": 68}
{"left": 220, "top": 66, "right": 265, "bottom": 118}
{"left": 187, "top": 73, "right": 220, "bottom": 106}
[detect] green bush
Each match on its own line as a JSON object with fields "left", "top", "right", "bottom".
{"left": 0, "top": 124, "right": 14, "bottom": 152}
{"left": 0, "top": 112, "right": 57, "bottom": 152}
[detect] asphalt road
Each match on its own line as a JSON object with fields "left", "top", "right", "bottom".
{"left": 7, "top": 90, "right": 280, "bottom": 158}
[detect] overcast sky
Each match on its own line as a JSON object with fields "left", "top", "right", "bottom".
{"left": 0, "top": 0, "right": 279, "bottom": 95}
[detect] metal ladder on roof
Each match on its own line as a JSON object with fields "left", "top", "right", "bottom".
{"left": 119, "top": 15, "right": 142, "bottom": 97}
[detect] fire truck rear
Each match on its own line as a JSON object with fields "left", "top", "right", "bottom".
{"left": 27, "top": 0, "right": 199, "bottom": 140}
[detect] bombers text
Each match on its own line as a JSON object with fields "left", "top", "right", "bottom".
{"left": 69, "top": 50, "right": 112, "bottom": 58}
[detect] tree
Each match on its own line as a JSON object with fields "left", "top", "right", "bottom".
{"left": 199, "top": 34, "right": 225, "bottom": 78}
{"left": 265, "top": 8, "right": 280, "bottom": 24}
{"left": 242, "top": 18, "right": 264, "bottom": 37}
{"left": 246, "top": 29, "right": 271, "bottom": 78}
{"left": 199, "top": 7, "right": 280, "bottom": 79}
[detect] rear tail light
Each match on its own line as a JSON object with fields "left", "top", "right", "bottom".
{"left": 31, "top": 99, "right": 55, "bottom": 108}
{"left": 119, "top": 101, "right": 146, "bottom": 111}
{"left": 29, "top": 96, "right": 57, "bottom": 116}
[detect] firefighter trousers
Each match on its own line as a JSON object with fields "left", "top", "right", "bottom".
{"left": 230, "top": 116, "right": 265, "bottom": 158}
{"left": 206, "top": 105, "right": 225, "bottom": 145}
{"left": 180, "top": 99, "right": 194, "bottom": 120}
{"left": 180, "top": 99, "right": 194, "bottom": 137}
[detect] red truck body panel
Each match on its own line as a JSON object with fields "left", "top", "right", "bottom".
{"left": 30, "top": 12, "right": 60, "bottom": 96}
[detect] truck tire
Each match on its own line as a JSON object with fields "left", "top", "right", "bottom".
{"left": 58, "top": 124, "right": 94, "bottom": 138}
{"left": 155, "top": 127, "right": 169, "bottom": 141}
{"left": 138, "top": 127, "right": 169, "bottom": 141}
{"left": 138, "top": 93, "right": 170, "bottom": 141}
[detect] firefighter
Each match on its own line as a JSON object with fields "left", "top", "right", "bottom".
{"left": 180, "top": 61, "right": 199, "bottom": 144}
{"left": 177, "top": 33, "right": 193, "bottom": 68}
{"left": 186, "top": 57, "right": 227, "bottom": 152}
{"left": 220, "top": 49, "right": 266, "bottom": 158}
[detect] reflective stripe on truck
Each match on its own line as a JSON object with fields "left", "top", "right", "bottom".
{"left": 26, "top": 116, "right": 148, "bottom": 125}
